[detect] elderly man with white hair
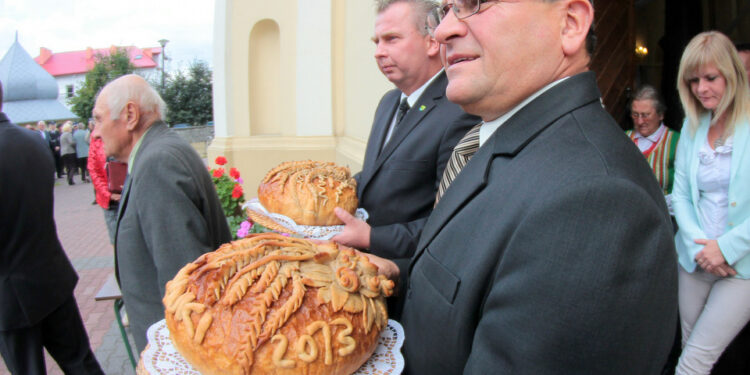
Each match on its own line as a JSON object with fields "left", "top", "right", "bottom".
{"left": 91, "top": 74, "right": 231, "bottom": 352}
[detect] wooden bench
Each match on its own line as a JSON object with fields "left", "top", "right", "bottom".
{"left": 95, "top": 274, "right": 137, "bottom": 369}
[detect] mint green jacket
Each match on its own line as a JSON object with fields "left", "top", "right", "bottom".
{"left": 672, "top": 114, "right": 750, "bottom": 278}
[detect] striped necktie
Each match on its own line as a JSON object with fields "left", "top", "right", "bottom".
{"left": 435, "top": 123, "right": 482, "bottom": 204}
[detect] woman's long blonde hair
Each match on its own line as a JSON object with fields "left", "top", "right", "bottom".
{"left": 677, "top": 31, "right": 750, "bottom": 135}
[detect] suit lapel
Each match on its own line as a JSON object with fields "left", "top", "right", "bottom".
{"left": 358, "top": 73, "right": 449, "bottom": 196}
{"left": 376, "top": 97, "right": 437, "bottom": 166}
{"left": 112, "top": 121, "right": 167, "bottom": 284}
{"left": 416, "top": 138, "right": 492, "bottom": 253}
{"left": 113, "top": 173, "right": 130, "bottom": 285}
{"left": 411, "top": 72, "right": 603, "bottom": 265}
{"left": 115, "top": 176, "right": 131, "bottom": 228}
{"left": 358, "top": 92, "right": 401, "bottom": 195}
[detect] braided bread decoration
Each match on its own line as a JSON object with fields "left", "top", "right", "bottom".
{"left": 163, "top": 233, "right": 394, "bottom": 375}
{"left": 257, "top": 160, "right": 358, "bottom": 226}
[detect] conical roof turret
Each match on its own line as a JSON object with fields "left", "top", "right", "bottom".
{"left": 0, "top": 34, "right": 75, "bottom": 123}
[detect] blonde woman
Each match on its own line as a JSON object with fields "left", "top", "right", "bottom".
{"left": 673, "top": 31, "right": 750, "bottom": 374}
{"left": 60, "top": 121, "right": 77, "bottom": 185}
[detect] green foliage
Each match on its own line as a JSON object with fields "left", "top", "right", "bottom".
{"left": 249, "top": 223, "right": 270, "bottom": 234}
{"left": 159, "top": 60, "right": 213, "bottom": 126}
{"left": 209, "top": 156, "right": 246, "bottom": 239}
{"left": 68, "top": 48, "right": 135, "bottom": 120}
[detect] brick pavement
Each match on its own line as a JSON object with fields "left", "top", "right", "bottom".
{"left": 0, "top": 178, "right": 136, "bottom": 375}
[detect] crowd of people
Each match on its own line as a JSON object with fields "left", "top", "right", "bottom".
{"left": 30, "top": 119, "right": 92, "bottom": 185}
{"left": 2, "top": 0, "right": 750, "bottom": 374}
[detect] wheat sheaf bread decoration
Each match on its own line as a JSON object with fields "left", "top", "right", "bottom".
{"left": 257, "top": 160, "right": 358, "bottom": 226}
{"left": 163, "top": 233, "right": 394, "bottom": 375}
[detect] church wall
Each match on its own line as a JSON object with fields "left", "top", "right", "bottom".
{"left": 210, "top": 0, "right": 392, "bottom": 194}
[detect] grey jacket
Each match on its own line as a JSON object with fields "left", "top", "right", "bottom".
{"left": 60, "top": 131, "right": 76, "bottom": 155}
{"left": 72, "top": 129, "right": 90, "bottom": 158}
{"left": 115, "top": 121, "right": 231, "bottom": 352}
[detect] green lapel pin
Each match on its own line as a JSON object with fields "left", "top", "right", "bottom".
{"left": 419, "top": 105, "right": 426, "bottom": 111}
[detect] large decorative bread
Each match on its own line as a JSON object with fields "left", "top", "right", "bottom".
{"left": 257, "top": 160, "right": 358, "bottom": 226}
{"left": 163, "top": 233, "right": 394, "bottom": 375}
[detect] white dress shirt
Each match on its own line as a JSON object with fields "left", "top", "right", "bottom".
{"left": 696, "top": 137, "right": 733, "bottom": 239}
{"left": 479, "top": 77, "right": 570, "bottom": 147}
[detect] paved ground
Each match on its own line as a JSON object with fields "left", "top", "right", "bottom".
{"left": 0, "top": 177, "right": 137, "bottom": 375}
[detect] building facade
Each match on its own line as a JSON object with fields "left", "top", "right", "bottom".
{"left": 35, "top": 45, "right": 162, "bottom": 110}
{"left": 209, "top": 0, "right": 392, "bottom": 186}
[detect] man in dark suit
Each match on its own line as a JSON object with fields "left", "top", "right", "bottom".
{"left": 332, "top": 0, "right": 478, "bottom": 318}
{"left": 36, "top": 121, "right": 50, "bottom": 144}
{"left": 0, "top": 81, "right": 103, "bottom": 374}
{"left": 365, "top": 1, "right": 679, "bottom": 373}
{"left": 36, "top": 121, "right": 60, "bottom": 179}
{"left": 48, "top": 121, "right": 63, "bottom": 178}
{"left": 91, "top": 75, "right": 231, "bottom": 352}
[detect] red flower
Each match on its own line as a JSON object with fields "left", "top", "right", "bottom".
{"left": 229, "top": 167, "right": 240, "bottom": 180}
{"left": 213, "top": 168, "right": 225, "bottom": 178}
{"left": 232, "top": 184, "right": 243, "bottom": 199}
{"left": 215, "top": 156, "right": 227, "bottom": 166}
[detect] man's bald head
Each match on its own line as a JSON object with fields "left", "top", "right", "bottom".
{"left": 91, "top": 75, "right": 167, "bottom": 161}
{"left": 98, "top": 74, "right": 167, "bottom": 124}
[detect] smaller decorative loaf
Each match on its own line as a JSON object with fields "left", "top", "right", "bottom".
{"left": 163, "top": 233, "right": 394, "bottom": 375}
{"left": 257, "top": 160, "right": 358, "bottom": 226}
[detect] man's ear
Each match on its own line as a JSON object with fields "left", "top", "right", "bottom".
{"left": 123, "top": 102, "right": 140, "bottom": 131}
{"left": 561, "top": 0, "right": 593, "bottom": 57}
{"left": 426, "top": 34, "right": 440, "bottom": 58}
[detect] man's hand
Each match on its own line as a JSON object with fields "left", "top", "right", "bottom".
{"left": 357, "top": 250, "right": 400, "bottom": 281}
{"left": 331, "top": 207, "right": 371, "bottom": 249}
{"left": 111, "top": 193, "right": 122, "bottom": 202}
{"left": 316, "top": 239, "right": 400, "bottom": 281}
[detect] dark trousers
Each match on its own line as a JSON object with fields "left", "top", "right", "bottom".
{"left": 77, "top": 157, "right": 88, "bottom": 181}
{"left": 62, "top": 154, "right": 77, "bottom": 184}
{"left": 0, "top": 296, "right": 103, "bottom": 375}
{"left": 52, "top": 152, "right": 63, "bottom": 178}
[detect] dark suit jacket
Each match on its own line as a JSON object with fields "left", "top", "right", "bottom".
{"left": 49, "top": 129, "right": 61, "bottom": 155}
{"left": 400, "top": 72, "right": 678, "bottom": 374}
{"left": 357, "top": 72, "right": 479, "bottom": 264}
{"left": 115, "top": 121, "right": 231, "bottom": 351}
{"left": 0, "top": 112, "right": 78, "bottom": 331}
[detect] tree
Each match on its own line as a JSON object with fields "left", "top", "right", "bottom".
{"left": 159, "top": 60, "right": 213, "bottom": 126}
{"left": 68, "top": 49, "right": 134, "bottom": 120}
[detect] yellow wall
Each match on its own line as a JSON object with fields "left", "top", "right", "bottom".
{"left": 249, "top": 19, "right": 282, "bottom": 136}
{"left": 209, "top": 0, "right": 393, "bottom": 198}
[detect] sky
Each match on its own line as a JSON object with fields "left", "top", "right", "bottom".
{"left": 0, "top": 0, "right": 215, "bottom": 72}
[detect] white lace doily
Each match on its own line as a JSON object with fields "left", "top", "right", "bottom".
{"left": 138, "top": 319, "right": 404, "bottom": 375}
{"left": 243, "top": 198, "right": 369, "bottom": 240}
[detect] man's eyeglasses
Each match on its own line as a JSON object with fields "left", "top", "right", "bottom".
{"left": 630, "top": 112, "right": 654, "bottom": 119}
{"left": 426, "top": 1, "right": 498, "bottom": 36}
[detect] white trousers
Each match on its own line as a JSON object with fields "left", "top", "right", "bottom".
{"left": 675, "top": 266, "right": 750, "bottom": 375}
